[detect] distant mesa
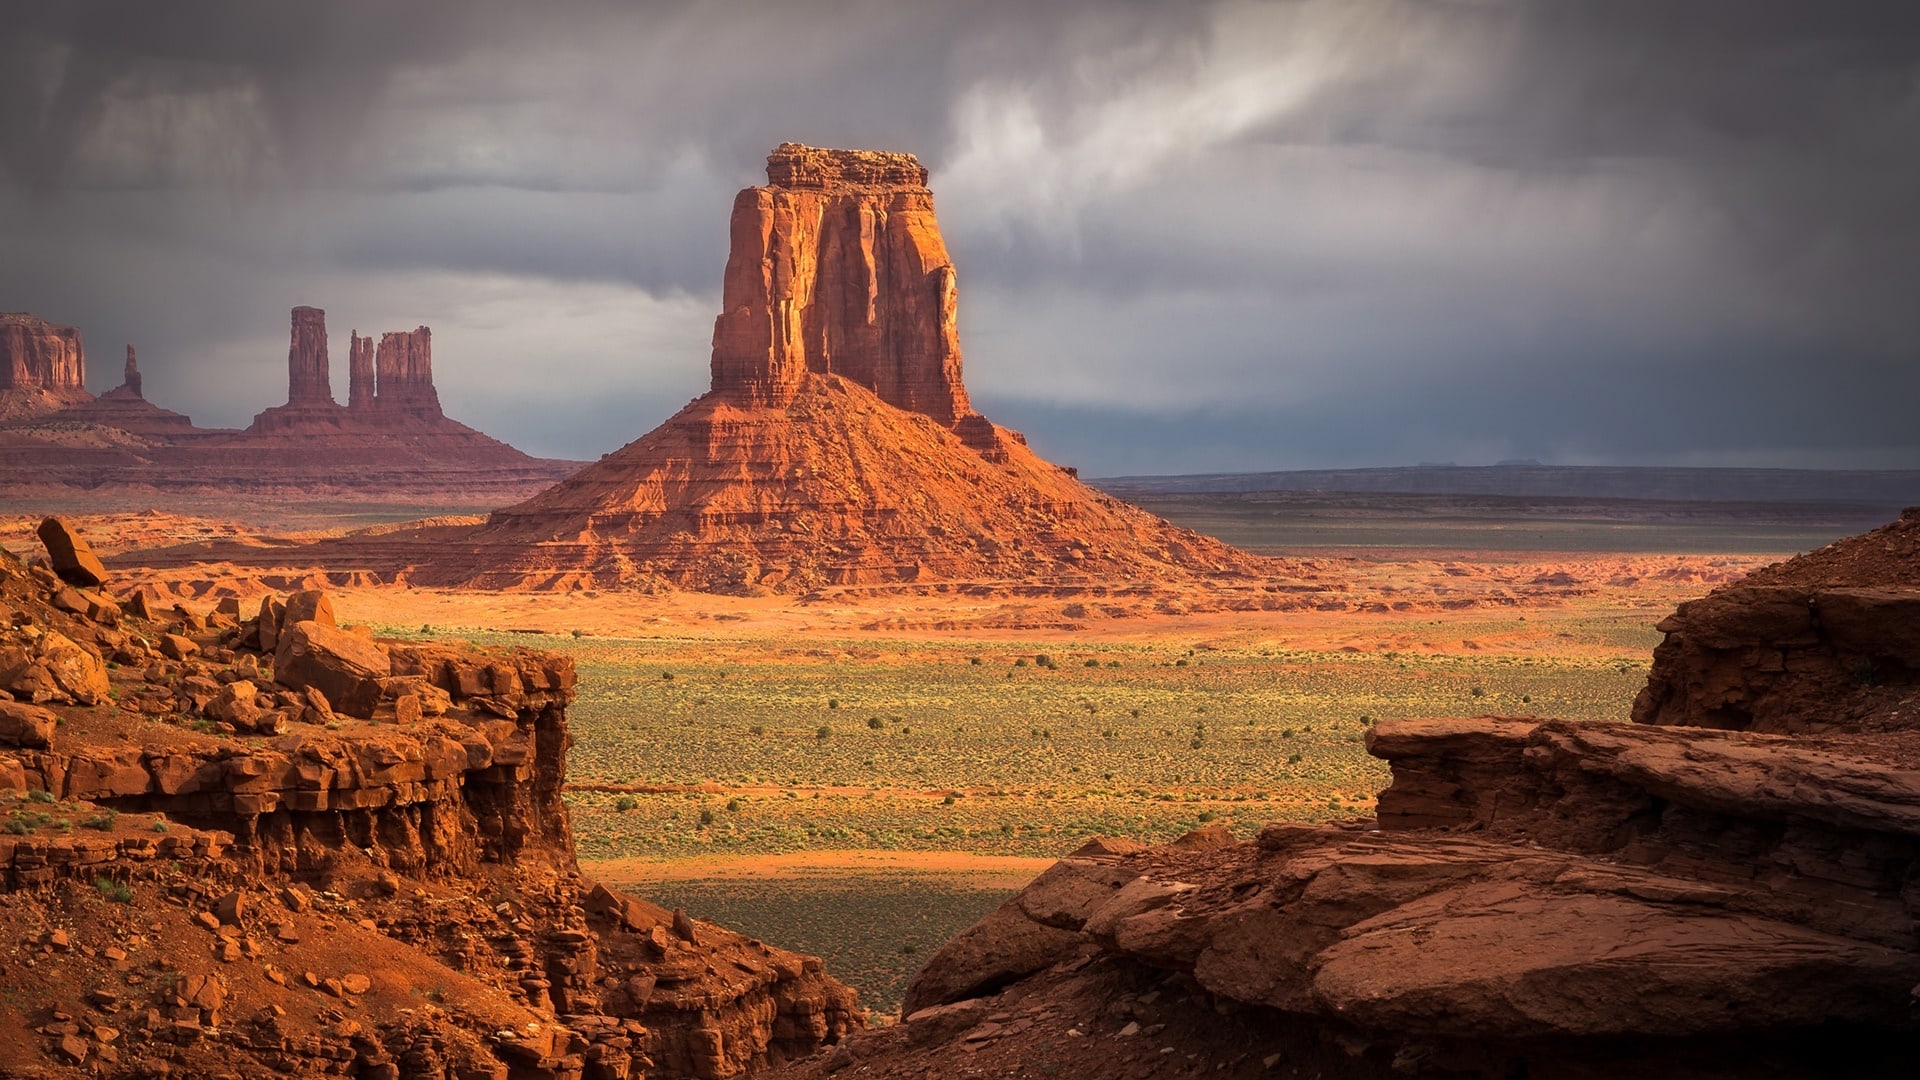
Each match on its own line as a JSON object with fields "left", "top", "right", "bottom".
{"left": 315, "top": 142, "right": 1272, "bottom": 592}
{"left": 0, "top": 305, "right": 577, "bottom": 506}
{"left": 250, "top": 307, "right": 449, "bottom": 433}
{"left": 0, "top": 312, "right": 91, "bottom": 421}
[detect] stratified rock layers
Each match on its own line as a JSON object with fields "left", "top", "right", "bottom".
{"left": 348, "top": 331, "right": 376, "bottom": 409}
{"left": 769, "top": 512, "right": 1920, "bottom": 1079}
{"left": 286, "top": 304, "right": 332, "bottom": 404}
{"left": 375, "top": 326, "right": 440, "bottom": 419}
{"left": 0, "top": 312, "right": 91, "bottom": 419}
{"left": 713, "top": 145, "right": 967, "bottom": 425}
{"left": 389, "top": 143, "right": 1266, "bottom": 592}
{"left": 0, "top": 304, "right": 576, "bottom": 506}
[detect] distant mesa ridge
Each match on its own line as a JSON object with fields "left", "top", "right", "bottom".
{"left": 1094, "top": 465, "right": 1920, "bottom": 507}
{"left": 0, "top": 304, "right": 577, "bottom": 504}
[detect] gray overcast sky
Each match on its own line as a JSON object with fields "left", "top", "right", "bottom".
{"left": 2, "top": 0, "right": 1917, "bottom": 473}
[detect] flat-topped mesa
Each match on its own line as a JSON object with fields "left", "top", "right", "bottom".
{"left": 285, "top": 305, "right": 333, "bottom": 405}
{"left": 374, "top": 325, "right": 441, "bottom": 419}
{"left": 764, "top": 142, "right": 930, "bottom": 191}
{"left": 711, "top": 142, "right": 974, "bottom": 428}
{"left": 0, "top": 312, "right": 91, "bottom": 419}
{"left": 347, "top": 331, "right": 375, "bottom": 410}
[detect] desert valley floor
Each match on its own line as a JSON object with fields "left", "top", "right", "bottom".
{"left": 2, "top": 499, "right": 1842, "bottom": 1015}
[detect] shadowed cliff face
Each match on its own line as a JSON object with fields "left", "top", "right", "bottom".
{"left": 711, "top": 143, "right": 970, "bottom": 427}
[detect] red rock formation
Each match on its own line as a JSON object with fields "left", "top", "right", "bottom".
{"left": 755, "top": 517, "right": 1920, "bottom": 1080}
{"left": 0, "top": 312, "right": 91, "bottom": 420}
{"left": 1632, "top": 507, "right": 1920, "bottom": 734}
{"left": 347, "top": 331, "right": 375, "bottom": 410}
{"left": 375, "top": 325, "right": 441, "bottom": 419}
{"left": 0, "top": 307, "right": 579, "bottom": 508}
{"left": 304, "top": 144, "right": 1267, "bottom": 592}
{"left": 285, "top": 304, "right": 333, "bottom": 405}
{"left": 121, "top": 344, "right": 141, "bottom": 398}
{"left": 0, "top": 547, "right": 860, "bottom": 1078}
{"left": 713, "top": 144, "right": 970, "bottom": 426}
{"left": 47, "top": 342, "right": 198, "bottom": 435}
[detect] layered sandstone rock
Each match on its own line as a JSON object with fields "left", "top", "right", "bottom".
{"left": 374, "top": 325, "right": 441, "bottom": 419}
{"left": 763, "top": 515, "right": 1920, "bottom": 1080}
{"left": 0, "top": 304, "right": 580, "bottom": 506}
{"left": 1633, "top": 506, "right": 1920, "bottom": 734}
{"left": 0, "top": 312, "right": 91, "bottom": 420}
{"left": 0, "top": 531, "right": 860, "bottom": 1078}
{"left": 713, "top": 144, "right": 969, "bottom": 426}
{"left": 348, "top": 331, "right": 376, "bottom": 410}
{"left": 120, "top": 345, "right": 141, "bottom": 398}
{"left": 54, "top": 343, "right": 199, "bottom": 434}
{"left": 302, "top": 144, "right": 1268, "bottom": 592}
{"left": 285, "top": 304, "right": 333, "bottom": 405}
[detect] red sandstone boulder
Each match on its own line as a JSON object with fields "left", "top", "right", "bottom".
{"left": 35, "top": 517, "right": 108, "bottom": 587}
{"left": 0, "top": 700, "right": 55, "bottom": 748}
{"left": 280, "top": 589, "right": 336, "bottom": 632}
{"left": 274, "top": 620, "right": 391, "bottom": 719}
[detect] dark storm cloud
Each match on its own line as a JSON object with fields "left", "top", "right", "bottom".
{"left": 0, "top": 0, "right": 1914, "bottom": 467}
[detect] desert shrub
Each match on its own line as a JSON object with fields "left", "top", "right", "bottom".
{"left": 828, "top": 698, "right": 840, "bottom": 709}
{"left": 699, "top": 808, "right": 715, "bottom": 826}
{"left": 94, "top": 876, "right": 134, "bottom": 903}
{"left": 866, "top": 716, "right": 883, "bottom": 730}
{"left": 25, "top": 789, "right": 53, "bottom": 804}
{"left": 816, "top": 725, "right": 832, "bottom": 739}
{"left": 614, "top": 795, "right": 638, "bottom": 812}
{"left": 80, "top": 810, "right": 118, "bottom": 831}
{"left": 727, "top": 798, "right": 741, "bottom": 813}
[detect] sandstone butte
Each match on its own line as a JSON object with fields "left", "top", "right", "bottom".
{"left": 0, "top": 523, "right": 860, "bottom": 1079}
{"left": 0, "top": 312, "right": 93, "bottom": 422}
{"left": 192, "top": 143, "right": 1273, "bottom": 593}
{"left": 0, "top": 307, "right": 577, "bottom": 507}
{"left": 746, "top": 508, "right": 1920, "bottom": 1080}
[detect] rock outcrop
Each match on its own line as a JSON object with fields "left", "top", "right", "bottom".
{"left": 285, "top": 144, "right": 1269, "bottom": 592}
{"left": 0, "top": 305, "right": 579, "bottom": 508}
{"left": 0, "top": 312, "right": 91, "bottom": 420}
{"left": 120, "top": 345, "right": 142, "bottom": 398}
{"left": 348, "top": 331, "right": 376, "bottom": 410}
{"left": 374, "top": 326, "right": 441, "bottom": 420}
{"left": 1632, "top": 507, "right": 1920, "bottom": 734}
{"left": 286, "top": 304, "right": 333, "bottom": 405}
{"left": 0, "top": 524, "right": 861, "bottom": 1078}
{"left": 712, "top": 144, "right": 969, "bottom": 427}
{"left": 765, "top": 513, "right": 1920, "bottom": 1080}
{"left": 51, "top": 342, "right": 200, "bottom": 434}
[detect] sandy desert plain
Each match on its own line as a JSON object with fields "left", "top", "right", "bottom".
{"left": 1, "top": 494, "right": 1859, "bottom": 1013}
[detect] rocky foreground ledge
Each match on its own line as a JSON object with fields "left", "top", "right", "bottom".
{"left": 1, "top": 519, "right": 859, "bottom": 1079}
{"left": 765, "top": 511, "right": 1920, "bottom": 1080}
